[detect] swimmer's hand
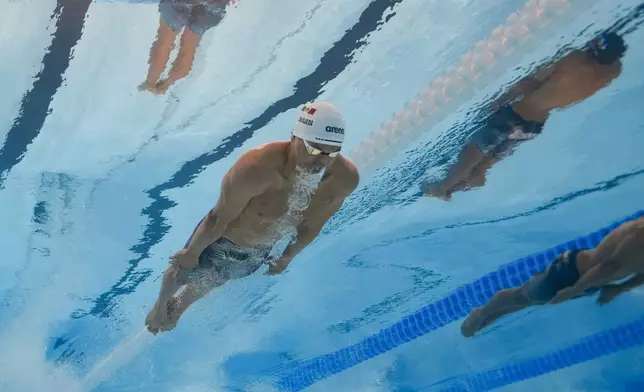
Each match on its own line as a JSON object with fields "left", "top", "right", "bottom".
{"left": 265, "top": 256, "right": 290, "bottom": 275}
{"left": 169, "top": 249, "right": 199, "bottom": 269}
{"left": 597, "top": 284, "right": 623, "bottom": 306}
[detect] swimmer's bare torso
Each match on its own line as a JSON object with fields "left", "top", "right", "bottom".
{"left": 512, "top": 51, "right": 622, "bottom": 123}
{"left": 221, "top": 141, "right": 357, "bottom": 248}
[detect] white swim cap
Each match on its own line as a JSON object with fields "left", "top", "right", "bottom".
{"left": 292, "top": 101, "right": 345, "bottom": 147}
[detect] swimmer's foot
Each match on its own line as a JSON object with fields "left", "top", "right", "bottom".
{"left": 154, "top": 79, "right": 173, "bottom": 95}
{"left": 138, "top": 81, "right": 165, "bottom": 95}
{"left": 161, "top": 296, "right": 184, "bottom": 332}
{"left": 138, "top": 81, "right": 155, "bottom": 93}
{"left": 145, "top": 299, "right": 169, "bottom": 335}
{"left": 461, "top": 307, "right": 493, "bottom": 337}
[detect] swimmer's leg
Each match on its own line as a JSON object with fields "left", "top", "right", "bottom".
{"left": 139, "top": 18, "right": 179, "bottom": 93}
{"left": 145, "top": 265, "right": 188, "bottom": 334}
{"left": 449, "top": 153, "right": 500, "bottom": 193}
{"left": 165, "top": 278, "right": 226, "bottom": 330}
{"left": 156, "top": 28, "right": 202, "bottom": 94}
{"left": 424, "top": 144, "right": 489, "bottom": 199}
{"left": 461, "top": 286, "right": 537, "bottom": 337}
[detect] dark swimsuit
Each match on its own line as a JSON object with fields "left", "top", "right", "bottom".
{"left": 181, "top": 220, "right": 270, "bottom": 286}
{"left": 526, "top": 249, "right": 600, "bottom": 303}
{"left": 159, "top": 0, "right": 229, "bottom": 36}
{"left": 471, "top": 105, "right": 545, "bottom": 159}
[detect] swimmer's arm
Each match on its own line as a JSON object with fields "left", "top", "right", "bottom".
{"left": 550, "top": 247, "right": 628, "bottom": 304}
{"left": 567, "top": 260, "right": 619, "bottom": 294}
{"left": 552, "top": 224, "right": 644, "bottom": 304}
{"left": 275, "top": 173, "right": 359, "bottom": 271}
{"left": 275, "top": 198, "right": 345, "bottom": 269}
{"left": 184, "top": 159, "right": 272, "bottom": 257}
{"left": 606, "top": 273, "right": 644, "bottom": 294}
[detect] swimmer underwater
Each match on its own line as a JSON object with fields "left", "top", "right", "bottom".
{"left": 462, "top": 217, "right": 644, "bottom": 337}
{"left": 145, "top": 101, "right": 360, "bottom": 334}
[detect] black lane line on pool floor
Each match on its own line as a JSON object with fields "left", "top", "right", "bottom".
{"left": 0, "top": 0, "right": 92, "bottom": 188}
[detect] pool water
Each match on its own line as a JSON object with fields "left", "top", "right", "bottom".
{"left": 0, "top": 0, "right": 643, "bottom": 391}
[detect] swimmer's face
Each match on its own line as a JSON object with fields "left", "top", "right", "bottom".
{"left": 292, "top": 137, "right": 341, "bottom": 173}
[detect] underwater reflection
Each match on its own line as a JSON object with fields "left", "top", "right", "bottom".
{"left": 138, "top": 0, "right": 234, "bottom": 95}
{"left": 423, "top": 31, "right": 628, "bottom": 200}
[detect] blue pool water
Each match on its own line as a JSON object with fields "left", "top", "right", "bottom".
{"left": 1, "top": 0, "right": 643, "bottom": 391}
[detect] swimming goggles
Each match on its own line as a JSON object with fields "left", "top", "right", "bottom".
{"left": 302, "top": 139, "right": 341, "bottom": 158}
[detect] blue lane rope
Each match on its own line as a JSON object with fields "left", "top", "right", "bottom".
{"left": 275, "top": 210, "right": 644, "bottom": 391}
{"left": 438, "top": 316, "right": 644, "bottom": 391}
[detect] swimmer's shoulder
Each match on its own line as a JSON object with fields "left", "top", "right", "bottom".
{"left": 237, "top": 142, "right": 288, "bottom": 167}
{"left": 230, "top": 142, "right": 288, "bottom": 181}
{"left": 329, "top": 155, "right": 360, "bottom": 195}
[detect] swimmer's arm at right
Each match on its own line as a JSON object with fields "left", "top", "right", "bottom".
{"left": 548, "top": 259, "right": 620, "bottom": 304}
{"left": 566, "top": 259, "right": 620, "bottom": 295}
{"left": 605, "top": 273, "right": 644, "bottom": 294}
{"left": 550, "top": 254, "right": 621, "bottom": 305}
{"left": 184, "top": 156, "right": 272, "bottom": 257}
{"left": 577, "top": 221, "right": 644, "bottom": 281}
{"left": 552, "top": 231, "right": 641, "bottom": 303}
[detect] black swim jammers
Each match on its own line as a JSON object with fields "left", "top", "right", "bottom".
{"left": 182, "top": 236, "right": 271, "bottom": 286}
{"left": 526, "top": 249, "right": 588, "bottom": 303}
{"left": 159, "top": 0, "right": 229, "bottom": 36}
{"left": 471, "top": 105, "right": 544, "bottom": 158}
